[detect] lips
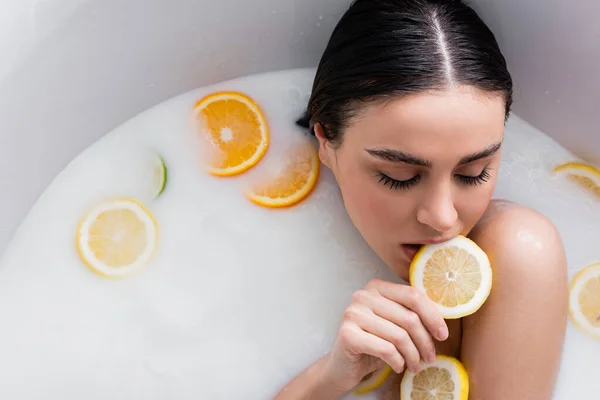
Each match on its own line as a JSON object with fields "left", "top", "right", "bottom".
{"left": 401, "top": 237, "right": 454, "bottom": 262}
{"left": 401, "top": 244, "right": 423, "bottom": 262}
{"left": 412, "top": 238, "right": 453, "bottom": 245}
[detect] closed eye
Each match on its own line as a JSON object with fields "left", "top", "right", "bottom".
{"left": 377, "top": 173, "right": 420, "bottom": 190}
{"left": 377, "top": 167, "right": 492, "bottom": 190}
{"left": 456, "top": 168, "right": 492, "bottom": 186}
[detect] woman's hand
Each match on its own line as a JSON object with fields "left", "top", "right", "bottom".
{"left": 322, "top": 279, "right": 449, "bottom": 393}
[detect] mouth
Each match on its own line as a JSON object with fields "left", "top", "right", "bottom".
{"left": 401, "top": 244, "right": 423, "bottom": 262}
{"left": 401, "top": 237, "right": 454, "bottom": 262}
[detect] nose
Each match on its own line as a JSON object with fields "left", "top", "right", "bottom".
{"left": 416, "top": 182, "right": 458, "bottom": 233}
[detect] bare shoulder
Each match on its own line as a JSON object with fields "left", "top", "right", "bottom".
{"left": 460, "top": 200, "right": 568, "bottom": 399}
{"left": 470, "top": 199, "right": 566, "bottom": 270}
{"left": 468, "top": 198, "right": 568, "bottom": 314}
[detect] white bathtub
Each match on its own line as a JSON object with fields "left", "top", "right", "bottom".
{"left": 2, "top": 0, "right": 599, "bottom": 254}
{"left": 1, "top": 0, "right": 599, "bottom": 398}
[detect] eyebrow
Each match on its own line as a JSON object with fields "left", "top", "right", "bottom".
{"left": 366, "top": 140, "right": 502, "bottom": 167}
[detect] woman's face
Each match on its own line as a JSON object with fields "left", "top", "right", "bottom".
{"left": 315, "top": 86, "right": 506, "bottom": 280}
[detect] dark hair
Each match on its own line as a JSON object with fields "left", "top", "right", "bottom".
{"left": 297, "top": 0, "right": 513, "bottom": 145}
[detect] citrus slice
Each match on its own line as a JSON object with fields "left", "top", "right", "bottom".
{"left": 553, "top": 161, "right": 600, "bottom": 197}
{"left": 245, "top": 142, "right": 319, "bottom": 208}
{"left": 194, "top": 91, "right": 269, "bottom": 176}
{"left": 400, "top": 355, "right": 469, "bottom": 400}
{"left": 409, "top": 235, "right": 492, "bottom": 319}
{"left": 76, "top": 198, "right": 158, "bottom": 278}
{"left": 568, "top": 262, "right": 600, "bottom": 339}
{"left": 353, "top": 365, "right": 393, "bottom": 394}
{"left": 153, "top": 154, "right": 167, "bottom": 198}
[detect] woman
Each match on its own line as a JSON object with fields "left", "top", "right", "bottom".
{"left": 274, "top": 0, "right": 568, "bottom": 399}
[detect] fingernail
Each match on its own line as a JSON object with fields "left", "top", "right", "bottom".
{"left": 438, "top": 327, "right": 449, "bottom": 340}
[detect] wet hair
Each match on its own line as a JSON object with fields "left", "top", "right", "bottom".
{"left": 296, "top": 0, "right": 513, "bottom": 145}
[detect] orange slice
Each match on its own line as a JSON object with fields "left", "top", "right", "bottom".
{"left": 245, "top": 142, "right": 320, "bottom": 208}
{"left": 194, "top": 91, "right": 269, "bottom": 176}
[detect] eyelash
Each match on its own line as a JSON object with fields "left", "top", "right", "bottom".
{"left": 378, "top": 168, "right": 491, "bottom": 190}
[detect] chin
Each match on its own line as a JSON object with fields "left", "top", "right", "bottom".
{"left": 385, "top": 253, "right": 410, "bottom": 282}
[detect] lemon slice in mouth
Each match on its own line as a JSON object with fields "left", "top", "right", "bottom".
{"left": 409, "top": 235, "right": 492, "bottom": 319}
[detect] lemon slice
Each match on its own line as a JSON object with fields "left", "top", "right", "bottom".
{"left": 569, "top": 262, "right": 600, "bottom": 339}
{"left": 76, "top": 198, "right": 158, "bottom": 277}
{"left": 401, "top": 355, "right": 469, "bottom": 400}
{"left": 553, "top": 161, "right": 600, "bottom": 197}
{"left": 409, "top": 235, "right": 492, "bottom": 319}
{"left": 352, "top": 365, "right": 393, "bottom": 394}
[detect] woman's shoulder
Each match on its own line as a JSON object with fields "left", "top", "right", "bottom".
{"left": 459, "top": 204, "right": 568, "bottom": 399}
{"left": 469, "top": 199, "right": 564, "bottom": 267}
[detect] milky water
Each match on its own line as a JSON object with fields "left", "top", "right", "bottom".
{"left": 0, "top": 67, "right": 598, "bottom": 399}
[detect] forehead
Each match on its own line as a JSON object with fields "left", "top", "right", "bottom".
{"left": 343, "top": 86, "right": 506, "bottom": 159}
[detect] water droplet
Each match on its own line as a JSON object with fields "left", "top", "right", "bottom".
{"left": 299, "top": 31, "right": 304, "bottom": 35}
{"left": 318, "top": 15, "right": 323, "bottom": 20}
{"left": 556, "top": 99, "right": 562, "bottom": 104}
{"left": 317, "top": 22, "right": 321, "bottom": 27}
{"left": 272, "top": 10, "right": 277, "bottom": 15}
{"left": 544, "top": 90, "right": 550, "bottom": 95}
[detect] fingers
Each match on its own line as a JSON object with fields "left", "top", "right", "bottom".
{"left": 339, "top": 279, "right": 449, "bottom": 376}
{"left": 340, "top": 322, "right": 406, "bottom": 374}
{"left": 348, "top": 305, "right": 422, "bottom": 372}
{"left": 366, "top": 279, "right": 449, "bottom": 341}
{"left": 367, "top": 296, "right": 437, "bottom": 365}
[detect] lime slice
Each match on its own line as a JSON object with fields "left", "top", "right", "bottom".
{"left": 153, "top": 155, "right": 167, "bottom": 198}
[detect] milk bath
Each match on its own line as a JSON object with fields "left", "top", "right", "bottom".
{"left": 0, "top": 67, "right": 597, "bottom": 399}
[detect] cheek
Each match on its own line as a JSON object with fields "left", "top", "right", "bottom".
{"left": 335, "top": 165, "right": 376, "bottom": 219}
{"left": 459, "top": 178, "right": 497, "bottom": 230}
{"left": 335, "top": 164, "right": 403, "bottom": 230}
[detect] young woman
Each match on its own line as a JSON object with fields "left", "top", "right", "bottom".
{"left": 274, "top": 0, "right": 568, "bottom": 399}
